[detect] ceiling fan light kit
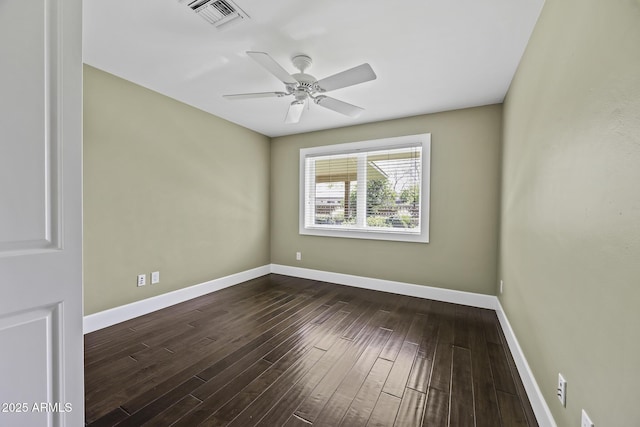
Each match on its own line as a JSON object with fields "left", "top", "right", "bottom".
{"left": 223, "top": 51, "right": 377, "bottom": 124}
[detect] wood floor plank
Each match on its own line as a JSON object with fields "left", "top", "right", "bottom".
{"left": 394, "top": 387, "right": 426, "bottom": 426}
{"left": 473, "top": 377, "right": 503, "bottom": 427}
{"left": 224, "top": 347, "right": 327, "bottom": 427}
{"left": 176, "top": 300, "right": 339, "bottom": 414}
{"left": 405, "top": 313, "right": 429, "bottom": 345}
{"left": 262, "top": 322, "right": 319, "bottom": 364}
{"left": 192, "top": 282, "right": 299, "bottom": 326}
{"left": 113, "top": 285, "right": 338, "bottom": 417}
{"left": 86, "top": 275, "right": 266, "bottom": 338}
{"left": 85, "top": 278, "right": 273, "bottom": 354}
{"left": 453, "top": 305, "right": 475, "bottom": 349}
{"left": 496, "top": 390, "right": 529, "bottom": 427}
{"left": 84, "top": 341, "right": 149, "bottom": 369}
{"left": 421, "top": 387, "right": 449, "bottom": 427}
{"left": 407, "top": 356, "right": 432, "bottom": 393}
{"left": 85, "top": 407, "right": 129, "bottom": 427}
{"left": 416, "top": 311, "right": 440, "bottom": 360}
{"left": 254, "top": 332, "right": 360, "bottom": 426}
{"left": 313, "top": 310, "right": 355, "bottom": 351}
{"left": 171, "top": 358, "right": 273, "bottom": 426}
{"left": 449, "top": 346, "right": 475, "bottom": 427}
{"left": 85, "top": 358, "right": 140, "bottom": 421}
{"left": 87, "top": 284, "right": 238, "bottom": 354}
{"left": 142, "top": 394, "right": 202, "bottom": 427}
{"left": 87, "top": 311, "right": 204, "bottom": 363}
{"left": 88, "top": 335, "right": 218, "bottom": 420}
{"left": 379, "top": 311, "right": 412, "bottom": 361}
{"left": 313, "top": 328, "right": 392, "bottom": 427}
{"left": 341, "top": 303, "right": 377, "bottom": 340}
{"left": 312, "top": 302, "right": 344, "bottom": 324}
{"left": 480, "top": 308, "right": 502, "bottom": 344}
{"left": 365, "top": 391, "right": 401, "bottom": 427}
{"left": 84, "top": 323, "right": 136, "bottom": 351}
{"left": 382, "top": 341, "right": 419, "bottom": 398}
{"left": 191, "top": 319, "right": 318, "bottom": 401}
{"left": 199, "top": 304, "right": 358, "bottom": 424}
{"left": 84, "top": 275, "right": 539, "bottom": 427}
{"left": 252, "top": 337, "right": 354, "bottom": 426}
{"left": 428, "top": 303, "right": 455, "bottom": 393}
{"left": 85, "top": 350, "right": 140, "bottom": 390}
{"left": 221, "top": 305, "right": 374, "bottom": 426}
{"left": 86, "top": 333, "right": 220, "bottom": 421}
{"left": 261, "top": 301, "right": 346, "bottom": 364}
{"left": 283, "top": 414, "right": 313, "bottom": 426}
{"left": 294, "top": 310, "right": 389, "bottom": 423}
{"left": 205, "top": 345, "right": 325, "bottom": 425}
{"left": 194, "top": 297, "right": 321, "bottom": 381}
{"left": 339, "top": 358, "right": 394, "bottom": 427}
{"left": 487, "top": 342, "right": 518, "bottom": 395}
{"left": 96, "top": 376, "right": 204, "bottom": 427}
{"left": 468, "top": 309, "right": 503, "bottom": 427}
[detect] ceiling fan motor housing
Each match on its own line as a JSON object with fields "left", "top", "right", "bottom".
{"left": 288, "top": 71, "right": 319, "bottom": 101}
{"left": 287, "top": 54, "right": 322, "bottom": 100}
{"left": 292, "top": 74, "right": 316, "bottom": 88}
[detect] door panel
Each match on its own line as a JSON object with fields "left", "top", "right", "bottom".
{"left": 0, "top": 0, "right": 60, "bottom": 254}
{"left": 0, "top": 305, "right": 61, "bottom": 426}
{"left": 0, "top": 0, "right": 83, "bottom": 425}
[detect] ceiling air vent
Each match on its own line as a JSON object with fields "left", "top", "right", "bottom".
{"left": 179, "top": 0, "right": 249, "bottom": 28}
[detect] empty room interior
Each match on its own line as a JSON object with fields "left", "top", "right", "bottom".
{"left": 80, "top": 0, "right": 640, "bottom": 426}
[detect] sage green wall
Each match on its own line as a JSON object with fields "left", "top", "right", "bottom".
{"left": 83, "top": 65, "right": 270, "bottom": 315}
{"left": 271, "top": 105, "right": 502, "bottom": 294}
{"left": 500, "top": 1, "right": 640, "bottom": 425}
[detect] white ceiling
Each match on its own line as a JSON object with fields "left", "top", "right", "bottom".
{"left": 83, "top": 0, "right": 544, "bottom": 137}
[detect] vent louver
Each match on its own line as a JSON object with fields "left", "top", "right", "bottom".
{"left": 179, "top": 0, "right": 249, "bottom": 28}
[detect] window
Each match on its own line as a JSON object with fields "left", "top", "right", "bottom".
{"left": 300, "top": 133, "right": 430, "bottom": 243}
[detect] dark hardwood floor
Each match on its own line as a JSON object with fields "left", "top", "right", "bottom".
{"left": 85, "top": 274, "right": 538, "bottom": 426}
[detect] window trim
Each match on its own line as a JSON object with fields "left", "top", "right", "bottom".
{"left": 299, "top": 133, "right": 431, "bottom": 243}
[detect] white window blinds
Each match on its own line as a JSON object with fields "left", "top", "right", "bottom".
{"left": 300, "top": 134, "right": 430, "bottom": 243}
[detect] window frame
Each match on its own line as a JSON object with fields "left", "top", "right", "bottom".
{"left": 299, "top": 133, "right": 431, "bottom": 243}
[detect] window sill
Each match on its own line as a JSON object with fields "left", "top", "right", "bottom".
{"left": 300, "top": 225, "right": 429, "bottom": 243}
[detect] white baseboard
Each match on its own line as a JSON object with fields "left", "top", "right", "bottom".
{"left": 83, "top": 265, "right": 270, "bottom": 334}
{"left": 495, "top": 299, "right": 556, "bottom": 427}
{"left": 82, "top": 263, "right": 555, "bottom": 426}
{"left": 270, "top": 264, "right": 498, "bottom": 310}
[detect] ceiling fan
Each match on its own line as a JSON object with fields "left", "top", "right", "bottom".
{"left": 223, "top": 51, "right": 377, "bottom": 124}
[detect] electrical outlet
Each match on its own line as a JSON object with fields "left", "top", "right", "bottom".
{"left": 137, "top": 274, "right": 146, "bottom": 287}
{"left": 500, "top": 280, "right": 504, "bottom": 294}
{"left": 151, "top": 271, "right": 160, "bottom": 284}
{"left": 581, "top": 410, "right": 594, "bottom": 427}
{"left": 557, "top": 373, "right": 567, "bottom": 407}
{"left": 296, "top": 252, "right": 302, "bottom": 261}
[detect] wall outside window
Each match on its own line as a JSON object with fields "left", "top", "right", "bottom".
{"left": 271, "top": 105, "right": 503, "bottom": 295}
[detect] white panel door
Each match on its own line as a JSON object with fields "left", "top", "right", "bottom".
{"left": 0, "top": 0, "right": 83, "bottom": 426}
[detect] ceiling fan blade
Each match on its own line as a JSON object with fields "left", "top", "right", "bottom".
{"left": 314, "top": 96, "right": 364, "bottom": 117}
{"left": 285, "top": 100, "right": 305, "bottom": 124}
{"left": 223, "top": 91, "right": 289, "bottom": 100}
{"left": 247, "top": 51, "right": 298, "bottom": 85}
{"left": 316, "top": 63, "right": 377, "bottom": 92}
